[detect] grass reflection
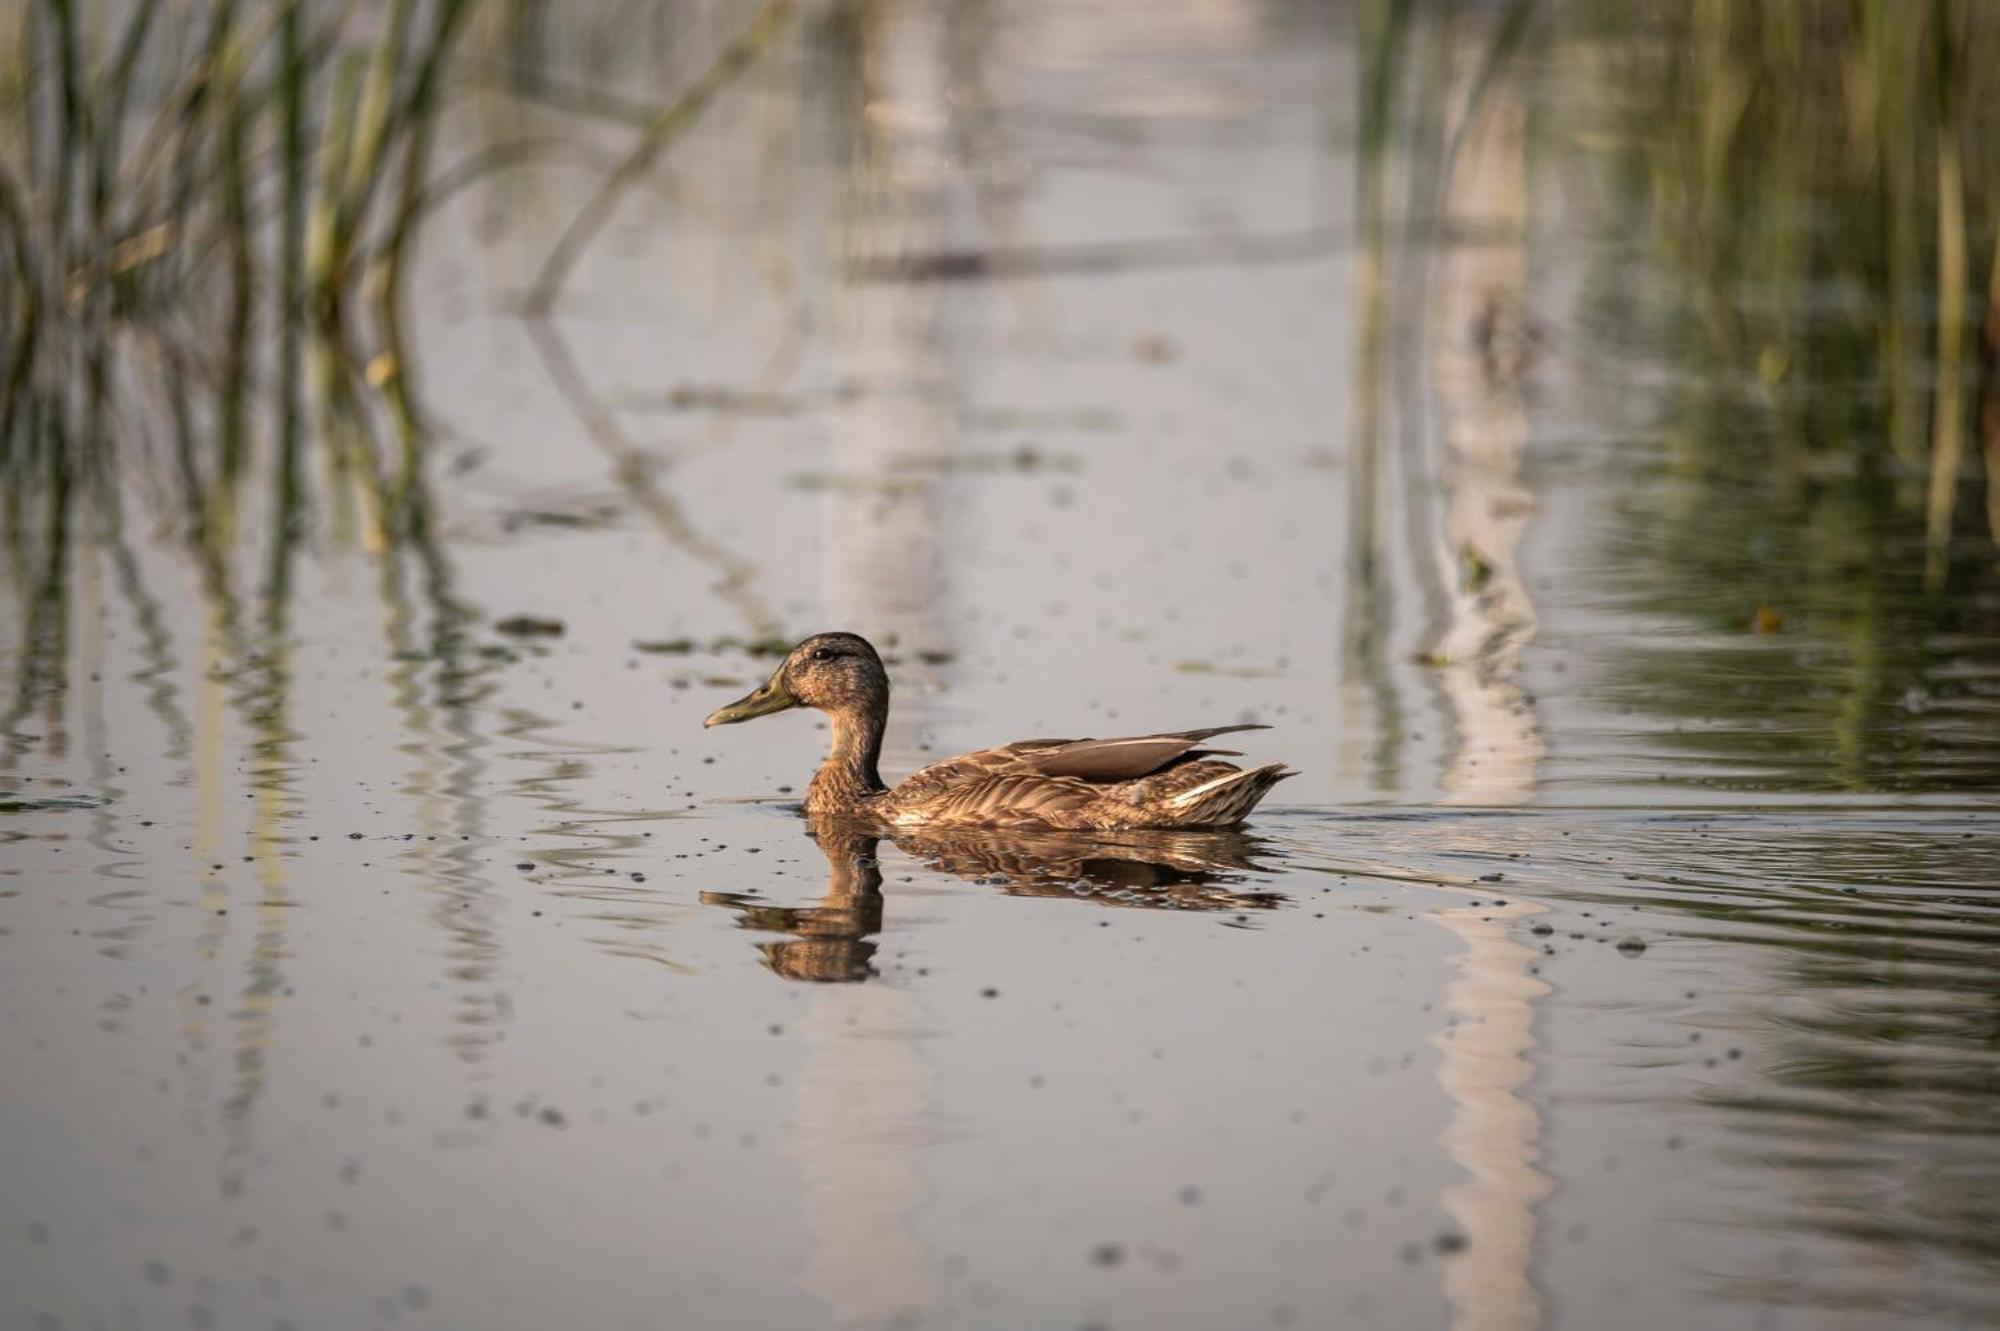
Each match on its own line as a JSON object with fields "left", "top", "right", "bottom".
{"left": 1, "top": 0, "right": 481, "bottom": 775}
{"left": 5, "top": 0, "right": 1996, "bottom": 797}
{"left": 1498, "top": 1, "right": 1996, "bottom": 791}
{"left": 1, "top": 0, "right": 491, "bottom": 1147}
{"left": 1534, "top": 814, "right": 2000, "bottom": 1315}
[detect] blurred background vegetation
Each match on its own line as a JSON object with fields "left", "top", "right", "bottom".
{"left": 1560, "top": 0, "right": 2000, "bottom": 789}
{"left": 1575, "top": 0, "right": 2000, "bottom": 564}
{"left": 1, "top": 0, "right": 1997, "bottom": 787}
{"left": 1359, "top": 0, "right": 2000, "bottom": 792}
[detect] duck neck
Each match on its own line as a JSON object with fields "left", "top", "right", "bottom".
{"left": 809, "top": 702, "right": 887, "bottom": 811}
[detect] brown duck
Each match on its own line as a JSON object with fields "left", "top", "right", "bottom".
{"left": 703, "top": 632, "right": 1294, "bottom": 830}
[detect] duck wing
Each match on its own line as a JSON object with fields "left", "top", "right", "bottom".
{"left": 1012, "top": 725, "right": 1269, "bottom": 782}
{"left": 881, "top": 726, "right": 1276, "bottom": 828}
{"left": 897, "top": 725, "right": 1265, "bottom": 789}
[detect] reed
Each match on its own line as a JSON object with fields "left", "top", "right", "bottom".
{"left": 0, "top": 0, "right": 474, "bottom": 515}
{"left": 0, "top": 0, "right": 818, "bottom": 773}
{"left": 1572, "top": 0, "right": 2000, "bottom": 563}
{"left": 0, "top": 0, "right": 483, "bottom": 768}
{"left": 1344, "top": 0, "right": 2000, "bottom": 793}
{"left": 1560, "top": 0, "right": 2000, "bottom": 788}
{"left": 3, "top": 0, "right": 1996, "bottom": 792}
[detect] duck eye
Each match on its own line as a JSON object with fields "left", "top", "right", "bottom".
{"left": 810, "top": 647, "right": 835, "bottom": 662}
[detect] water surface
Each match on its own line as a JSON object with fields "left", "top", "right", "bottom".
{"left": 4, "top": 2, "right": 1999, "bottom": 1329}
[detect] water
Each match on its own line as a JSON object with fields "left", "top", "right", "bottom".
{"left": 4, "top": 2, "right": 1999, "bottom": 1329}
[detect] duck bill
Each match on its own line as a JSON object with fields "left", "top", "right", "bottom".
{"left": 703, "top": 668, "right": 797, "bottom": 728}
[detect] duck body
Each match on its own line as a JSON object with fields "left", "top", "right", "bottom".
{"left": 705, "top": 632, "right": 1294, "bottom": 831}
{"left": 829, "top": 726, "right": 1291, "bottom": 830}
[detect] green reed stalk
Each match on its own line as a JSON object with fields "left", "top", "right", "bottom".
{"left": 310, "top": 52, "right": 363, "bottom": 547}
{"left": 378, "top": 0, "right": 473, "bottom": 518}
{"left": 0, "top": 165, "right": 37, "bottom": 448}
{"left": 330, "top": 0, "right": 413, "bottom": 298}
{"left": 212, "top": 28, "right": 258, "bottom": 558}
{"left": 271, "top": 0, "right": 308, "bottom": 606}
{"left": 1925, "top": 0, "right": 1968, "bottom": 591}
{"left": 46, "top": 0, "right": 87, "bottom": 267}
{"left": 89, "top": 0, "right": 156, "bottom": 245}
{"left": 1984, "top": 220, "right": 2000, "bottom": 546}
{"left": 1868, "top": 0, "right": 1928, "bottom": 480}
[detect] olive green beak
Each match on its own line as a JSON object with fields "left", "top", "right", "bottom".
{"left": 703, "top": 667, "right": 797, "bottom": 728}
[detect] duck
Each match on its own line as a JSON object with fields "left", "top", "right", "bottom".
{"left": 703, "top": 631, "right": 1294, "bottom": 830}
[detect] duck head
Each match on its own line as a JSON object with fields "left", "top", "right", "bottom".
{"left": 703, "top": 632, "right": 888, "bottom": 728}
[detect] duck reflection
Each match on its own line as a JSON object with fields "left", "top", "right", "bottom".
{"left": 703, "top": 820, "right": 1287, "bottom": 983}
{"left": 702, "top": 825, "right": 888, "bottom": 983}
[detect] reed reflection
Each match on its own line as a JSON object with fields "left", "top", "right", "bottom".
{"left": 705, "top": 819, "right": 1287, "bottom": 984}
{"left": 1545, "top": 819, "right": 2000, "bottom": 1318}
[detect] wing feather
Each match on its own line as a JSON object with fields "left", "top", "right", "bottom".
{"left": 876, "top": 725, "right": 1281, "bottom": 829}
{"left": 1017, "top": 725, "right": 1270, "bottom": 782}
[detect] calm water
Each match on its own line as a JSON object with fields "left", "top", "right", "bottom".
{"left": 4, "top": 2, "right": 1999, "bottom": 1329}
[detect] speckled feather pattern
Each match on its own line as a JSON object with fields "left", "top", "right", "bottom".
{"left": 865, "top": 742, "right": 1293, "bottom": 831}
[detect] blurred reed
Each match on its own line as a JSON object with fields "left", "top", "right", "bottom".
{"left": 0, "top": 0, "right": 479, "bottom": 764}
{"left": 1567, "top": 0, "right": 2000, "bottom": 575}
{"left": 2, "top": 0, "right": 1996, "bottom": 786}
{"left": 0, "top": 0, "right": 811, "bottom": 771}
{"left": 1560, "top": 0, "right": 2000, "bottom": 787}
{"left": 1351, "top": 0, "right": 2000, "bottom": 793}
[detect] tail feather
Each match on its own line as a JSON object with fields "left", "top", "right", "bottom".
{"left": 1159, "top": 763, "right": 1295, "bottom": 828}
